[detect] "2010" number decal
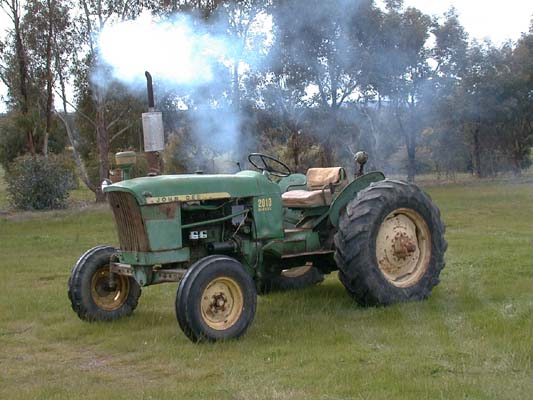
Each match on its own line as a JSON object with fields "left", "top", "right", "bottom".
{"left": 257, "top": 197, "right": 272, "bottom": 212}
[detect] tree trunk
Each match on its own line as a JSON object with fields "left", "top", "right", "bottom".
{"left": 287, "top": 131, "right": 300, "bottom": 172}
{"left": 54, "top": 48, "right": 93, "bottom": 192}
{"left": 472, "top": 127, "right": 482, "bottom": 178}
{"left": 43, "top": 0, "right": 55, "bottom": 157}
{"left": 360, "top": 105, "right": 379, "bottom": 170}
{"left": 55, "top": 112, "right": 94, "bottom": 191}
{"left": 395, "top": 107, "right": 416, "bottom": 183}
{"left": 406, "top": 133, "right": 416, "bottom": 183}
{"left": 511, "top": 135, "right": 523, "bottom": 177}
{"left": 233, "top": 61, "right": 240, "bottom": 110}
{"left": 11, "top": 0, "right": 35, "bottom": 155}
{"left": 95, "top": 91, "right": 109, "bottom": 203}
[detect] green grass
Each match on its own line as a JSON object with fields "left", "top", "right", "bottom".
{"left": 1, "top": 177, "right": 532, "bottom": 399}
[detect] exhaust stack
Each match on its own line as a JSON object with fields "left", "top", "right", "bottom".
{"left": 142, "top": 71, "right": 164, "bottom": 175}
{"left": 145, "top": 71, "right": 155, "bottom": 110}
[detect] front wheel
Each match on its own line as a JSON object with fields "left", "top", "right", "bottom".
{"left": 68, "top": 246, "right": 141, "bottom": 321}
{"left": 176, "top": 255, "right": 257, "bottom": 342}
{"left": 334, "top": 180, "right": 446, "bottom": 306}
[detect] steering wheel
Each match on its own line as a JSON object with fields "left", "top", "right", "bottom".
{"left": 248, "top": 153, "right": 292, "bottom": 177}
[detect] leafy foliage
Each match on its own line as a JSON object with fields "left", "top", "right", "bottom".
{"left": 5, "top": 154, "right": 74, "bottom": 210}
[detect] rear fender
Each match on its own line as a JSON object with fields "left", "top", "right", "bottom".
{"left": 328, "top": 172, "right": 385, "bottom": 228}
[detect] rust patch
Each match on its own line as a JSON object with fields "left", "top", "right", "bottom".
{"left": 108, "top": 192, "right": 149, "bottom": 252}
{"left": 159, "top": 203, "right": 177, "bottom": 219}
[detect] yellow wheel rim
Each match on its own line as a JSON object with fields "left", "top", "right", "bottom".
{"left": 376, "top": 208, "right": 431, "bottom": 288}
{"left": 201, "top": 277, "right": 244, "bottom": 331}
{"left": 90, "top": 266, "right": 130, "bottom": 311}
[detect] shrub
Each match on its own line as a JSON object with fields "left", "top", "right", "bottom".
{"left": 6, "top": 155, "right": 75, "bottom": 210}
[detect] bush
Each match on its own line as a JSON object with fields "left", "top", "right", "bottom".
{"left": 6, "top": 155, "right": 75, "bottom": 210}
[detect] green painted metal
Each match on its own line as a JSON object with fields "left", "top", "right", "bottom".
{"left": 278, "top": 173, "right": 306, "bottom": 193}
{"left": 262, "top": 229, "right": 321, "bottom": 258}
{"left": 145, "top": 219, "right": 182, "bottom": 251}
{"left": 132, "top": 265, "right": 152, "bottom": 286}
{"left": 104, "top": 165, "right": 386, "bottom": 287}
{"left": 119, "top": 247, "right": 190, "bottom": 266}
{"left": 252, "top": 195, "right": 283, "bottom": 239}
{"left": 238, "top": 239, "right": 259, "bottom": 274}
{"left": 106, "top": 169, "right": 285, "bottom": 257}
{"left": 328, "top": 171, "right": 386, "bottom": 227}
{"left": 283, "top": 207, "right": 302, "bottom": 228}
{"left": 141, "top": 205, "right": 182, "bottom": 250}
{"left": 104, "top": 170, "right": 278, "bottom": 205}
{"left": 181, "top": 209, "right": 249, "bottom": 230}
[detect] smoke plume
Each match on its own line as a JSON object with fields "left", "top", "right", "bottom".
{"left": 96, "top": 9, "right": 271, "bottom": 166}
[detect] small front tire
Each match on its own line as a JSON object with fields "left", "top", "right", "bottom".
{"left": 68, "top": 246, "right": 141, "bottom": 321}
{"left": 176, "top": 256, "right": 257, "bottom": 342}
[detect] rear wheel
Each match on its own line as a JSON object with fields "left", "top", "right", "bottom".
{"left": 176, "top": 256, "right": 257, "bottom": 342}
{"left": 334, "top": 180, "right": 446, "bottom": 306}
{"left": 68, "top": 246, "right": 141, "bottom": 321}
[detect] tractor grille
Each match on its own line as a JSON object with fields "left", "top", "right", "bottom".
{"left": 108, "top": 192, "right": 149, "bottom": 252}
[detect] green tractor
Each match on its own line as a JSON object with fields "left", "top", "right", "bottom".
{"left": 68, "top": 151, "right": 446, "bottom": 342}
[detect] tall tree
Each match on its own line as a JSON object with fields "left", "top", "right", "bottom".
{"left": 272, "top": 0, "right": 381, "bottom": 164}
{"left": 378, "top": 4, "right": 432, "bottom": 182}
{"left": 72, "top": 0, "right": 144, "bottom": 201}
{"left": 22, "top": 0, "right": 71, "bottom": 155}
{"left": 0, "top": 0, "right": 36, "bottom": 154}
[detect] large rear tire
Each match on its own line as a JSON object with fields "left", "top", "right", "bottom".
{"left": 334, "top": 180, "right": 446, "bottom": 306}
{"left": 68, "top": 246, "right": 141, "bottom": 321}
{"left": 176, "top": 256, "right": 257, "bottom": 342}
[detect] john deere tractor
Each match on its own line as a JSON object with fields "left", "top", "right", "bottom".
{"left": 68, "top": 151, "right": 446, "bottom": 342}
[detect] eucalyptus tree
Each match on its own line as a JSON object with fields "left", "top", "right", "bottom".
{"left": 421, "top": 8, "right": 470, "bottom": 177}
{"left": 72, "top": 0, "right": 145, "bottom": 201}
{"left": 0, "top": 0, "right": 73, "bottom": 163}
{"left": 271, "top": 0, "right": 382, "bottom": 165}
{"left": 21, "top": 0, "right": 72, "bottom": 156}
{"left": 376, "top": 2, "right": 432, "bottom": 182}
{"left": 0, "top": 0, "right": 36, "bottom": 154}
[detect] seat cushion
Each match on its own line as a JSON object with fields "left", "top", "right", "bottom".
{"left": 306, "top": 167, "right": 346, "bottom": 190}
{"left": 282, "top": 189, "right": 332, "bottom": 208}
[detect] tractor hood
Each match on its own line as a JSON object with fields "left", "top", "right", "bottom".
{"left": 104, "top": 170, "right": 280, "bottom": 205}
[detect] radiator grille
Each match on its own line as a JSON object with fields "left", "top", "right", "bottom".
{"left": 108, "top": 192, "right": 149, "bottom": 252}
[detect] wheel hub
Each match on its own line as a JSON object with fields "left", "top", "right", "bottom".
{"left": 392, "top": 231, "right": 417, "bottom": 260}
{"left": 376, "top": 209, "right": 431, "bottom": 288}
{"left": 91, "top": 267, "right": 129, "bottom": 311}
{"left": 201, "top": 277, "right": 243, "bottom": 331}
{"left": 211, "top": 292, "right": 228, "bottom": 312}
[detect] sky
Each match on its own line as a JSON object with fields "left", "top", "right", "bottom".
{"left": 401, "top": 0, "right": 532, "bottom": 44}
{"left": 1, "top": 1, "right": 533, "bottom": 112}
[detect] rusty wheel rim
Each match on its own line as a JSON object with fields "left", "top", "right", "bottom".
{"left": 376, "top": 208, "right": 431, "bottom": 288}
{"left": 201, "top": 277, "right": 243, "bottom": 331}
{"left": 90, "top": 266, "right": 130, "bottom": 311}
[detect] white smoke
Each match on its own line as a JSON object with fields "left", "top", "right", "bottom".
{"left": 98, "top": 12, "right": 232, "bottom": 87}
{"left": 96, "top": 10, "right": 271, "bottom": 165}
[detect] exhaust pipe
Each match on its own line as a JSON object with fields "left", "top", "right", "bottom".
{"left": 145, "top": 71, "right": 155, "bottom": 110}
{"left": 142, "top": 71, "right": 164, "bottom": 175}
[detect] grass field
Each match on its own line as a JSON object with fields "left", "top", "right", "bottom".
{"left": 0, "top": 175, "right": 532, "bottom": 399}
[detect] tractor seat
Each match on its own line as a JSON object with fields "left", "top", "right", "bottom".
{"left": 282, "top": 167, "right": 347, "bottom": 208}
